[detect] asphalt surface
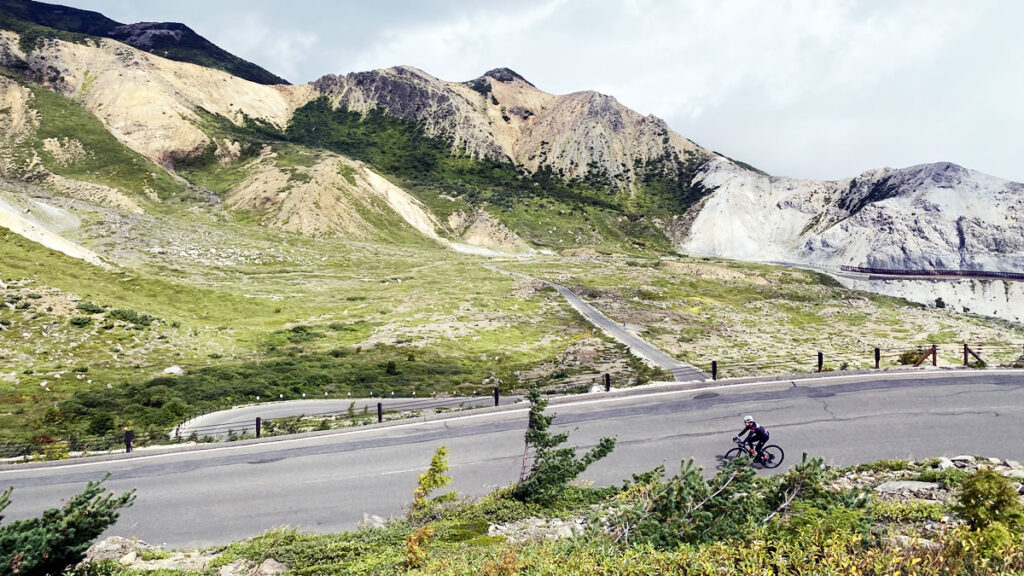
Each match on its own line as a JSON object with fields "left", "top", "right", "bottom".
{"left": 177, "top": 395, "right": 516, "bottom": 440}
{"left": 2, "top": 370, "right": 1022, "bottom": 549}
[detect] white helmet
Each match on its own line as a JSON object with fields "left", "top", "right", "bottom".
{"left": 743, "top": 415, "right": 754, "bottom": 423}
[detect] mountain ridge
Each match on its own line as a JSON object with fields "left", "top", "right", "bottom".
{"left": 1, "top": 5, "right": 1022, "bottom": 321}
{"left": 0, "top": 0, "right": 288, "bottom": 84}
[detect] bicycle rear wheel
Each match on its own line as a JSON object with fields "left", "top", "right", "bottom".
{"left": 759, "top": 445, "right": 784, "bottom": 468}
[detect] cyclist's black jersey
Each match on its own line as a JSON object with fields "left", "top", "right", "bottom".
{"left": 739, "top": 424, "right": 768, "bottom": 442}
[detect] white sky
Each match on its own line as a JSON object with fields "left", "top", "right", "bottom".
{"left": 57, "top": 0, "right": 1024, "bottom": 182}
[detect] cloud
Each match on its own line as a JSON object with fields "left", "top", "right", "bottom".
{"left": 214, "top": 13, "right": 318, "bottom": 83}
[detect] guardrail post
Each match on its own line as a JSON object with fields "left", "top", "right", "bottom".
{"left": 493, "top": 386, "right": 499, "bottom": 406}
{"left": 377, "top": 402, "right": 383, "bottom": 423}
{"left": 963, "top": 343, "right": 968, "bottom": 366}
{"left": 874, "top": 348, "right": 880, "bottom": 369}
{"left": 711, "top": 361, "right": 717, "bottom": 381}
{"left": 604, "top": 373, "right": 610, "bottom": 391}
{"left": 817, "top": 352, "right": 824, "bottom": 372}
{"left": 932, "top": 345, "right": 937, "bottom": 366}
{"left": 255, "top": 417, "right": 261, "bottom": 438}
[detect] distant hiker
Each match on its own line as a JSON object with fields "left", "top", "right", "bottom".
{"left": 124, "top": 428, "right": 135, "bottom": 453}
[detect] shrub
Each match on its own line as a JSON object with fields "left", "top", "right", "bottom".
{"left": 0, "top": 476, "right": 135, "bottom": 576}
{"left": 69, "top": 316, "right": 93, "bottom": 327}
{"left": 913, "top": 467, "right": 969, "bottom": 489}
{"left": 412, "top": 446, "right": 455, "bottom": 516}
{"left": 75, "top": 301, "right": 104, "bottom": 314}
{"left": 106, "top": 308, "right": 156, "bottom": 327}
{"left": 404, "top": 524, "right": 434, "bottom": 568}
{"left": 897, "top": 349, "right": 923, "bottom": 365}
{"left": 872, "top": 499, "right": 944, "bottom": 522}
{"left": 951, "top": 468, "right": 1024, "bottom": 531}
{"left": 513, "top": 386, "right": 616, "bottom": 504}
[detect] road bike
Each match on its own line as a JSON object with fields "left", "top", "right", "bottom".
{"left": 723, "top": 438, "right": 784, "bottom": 469}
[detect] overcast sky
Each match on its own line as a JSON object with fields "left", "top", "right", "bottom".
{"left": 59, "top": 0, "right": 1024, "bottom": 182}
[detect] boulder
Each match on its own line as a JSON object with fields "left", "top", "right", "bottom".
{"left": 1003, "top": 469, "right": 1024, "bottom": 481}
{"left": 950, "top": 455, "right": 976, "bottom": 467}
{"left": 883, "top": 535, "right": 942, "bottom": 551}
{"left": 163, "top": 365, "right": 185, "bottom": 376}
{"left": 357, "top": 513, "right": 387, "bottom": 529}
{"left": 255, "top": 559, "right": 289, "bottom": 576}
{"left": 82, "top": 536, "right": 158, "bottom": 564}
{"left": 874, "top": 480, "right": 940, "bottom": 494}
{"left": 935, "top": 457, "right": 956, "bottom": 471}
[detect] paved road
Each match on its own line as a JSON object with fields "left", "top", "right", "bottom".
{"left": 177, "top": 396, "right": 516, "bottom": 440}
{"left": 2, "top": 371, "right": 1021, "bottom": 549}
{"left": 490, "top": 265, "right": 708, "bottom": 381}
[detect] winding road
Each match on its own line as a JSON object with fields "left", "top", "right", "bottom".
{"left": 491, "top": 266, "right": 709, "bottom": 381}
{"left": 2, "top": 370, "right": 1022, "bottom": 549}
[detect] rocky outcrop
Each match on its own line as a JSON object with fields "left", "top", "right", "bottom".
{"left": 682, "top": 158, "right": 1024, "bottom": 320}
{"left": 0, "top": 30, "right": 312, "bottom": 167}
{"left": 312, "top": 66, "right": 706, "bottom": 190}
{"left": 685, "top": 159, "right": 1024, "bottom": 272}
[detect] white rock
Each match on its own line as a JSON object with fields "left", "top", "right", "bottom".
{"left": 935, "top": 457, "right": 956, "bottom": 470}
{"left": 163, "top": 365, "right": 185, "bottom": 376}
{"left": 255, "top": 559, "right": 288, "bottom": 576}
{"left": 874, "top": 480, "right": 940, "bottom": 493}
{"left": 1003, "top": 469, "right": 1024, "bottom": 481}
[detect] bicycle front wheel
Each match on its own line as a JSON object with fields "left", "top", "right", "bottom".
{"left": 760, "top": 445, "right": 784, "bottom": 468}
{"left": 723, "top": 447, "right": 748, "bottom": 464}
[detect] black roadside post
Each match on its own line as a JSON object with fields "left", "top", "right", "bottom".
{"left": 711, "top": 361, "right": 718, "bottom": 381}
{"left": 493, "top": 386, "right": 499, "bottom": 406}
{"left": 874, "top": 348, "right": 880, "bottom": 369}
{"left": 255, "top": 417, "right": 261, "bottom": 439}
{"left": 604, "top": 373, "right": 611, "bottom": 392}
{"left": 377, "top": 402, "right": 383, "bottom": 423}
{"left": 817, "top": 352, "right": 824, "bottom": 372}
{"left": 123, "top": 428, "right": 134, "bottom": 453}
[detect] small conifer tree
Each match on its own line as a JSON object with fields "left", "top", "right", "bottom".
{"left": 513, "top": 385, "right": 616, "bottom": 503}
{"left": 412, "top": 445, "right": 454, "bottom": 514}
{"left": 0, "top": 475, "right": 135, "bottom": 576}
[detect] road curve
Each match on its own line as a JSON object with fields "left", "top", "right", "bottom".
{"left": 2, "top": 370, "right": 1021, "bottom": 549}
{"left": 491, "top": 266, "right": 708, "bottom": 381}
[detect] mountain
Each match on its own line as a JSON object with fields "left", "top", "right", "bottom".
{"left": 312, "top": 66, "right": 704, "bottom": 191}
{"left": 0, "top": 0, "right": 288, "bottom": 84}
{"left": 685, "top": 159, "right": 1024, "bottom": 272}
{"left": 1, "top": 5, "right": 1023, "bottom": 319}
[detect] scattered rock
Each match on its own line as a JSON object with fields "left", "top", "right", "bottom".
{"left": 489, "top": 517, "right": 586, "bottom": 543}
{"left": 219, "top": 560, "right": 254, "bottom": 576}
{"left": 163, "top": 365, "right": 185, "bottom": 376}
{"left": 1002, "top": 469, "right": 1024, "bottom": 481}
{"left": 82, "top": 536, "right": 158, "bottom": 564}
{"left": 935, "top": 456, "right": 956, "bottom": 470}
{"left": 255, "top": 558, "right": 289, "bottom": 576}
{"left": 357, "top": 513, "right": 387, "bottom": 529}
{"left": 950, "top": 455, "right": 976, "bottom": 467}
{"left": 874, "top": 481, "right": 940, "bottom": 494}
{"left": 883, "top": 535, "right": 942, "bottom": 551}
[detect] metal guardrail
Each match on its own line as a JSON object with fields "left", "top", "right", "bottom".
{"left": 840, "top": 265, "right": 1024, "bottom": 281}
{"left": 6, "top": 343, "right": 1023, "bottom": 458}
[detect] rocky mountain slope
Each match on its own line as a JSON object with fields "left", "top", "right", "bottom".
{"left": 0, "top": 0, "right": 288, "bottom": 84}
{"left": 685, "top": 159, "right": 1024, "bottom": 272}
{"left": 312, "top": 66, "right": 705, "bottom": 191}
{"left": 1, "top": 4, "right": 1023, "bottom": 320}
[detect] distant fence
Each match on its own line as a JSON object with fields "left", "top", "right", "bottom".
{"left": 840, "top": 265, "right": 1024, "bottom": 281}
{"left": 171, "top": 394, "right": 509, "bottom": 442}
{"left": 700, "top": 342, "right": 1023, "bottom": 381}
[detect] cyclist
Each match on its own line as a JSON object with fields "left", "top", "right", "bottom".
{"left": 734, "top": 415, "right": 771, "bottom": 461}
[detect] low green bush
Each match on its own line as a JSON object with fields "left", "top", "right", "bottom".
{"left": 0, "top": 476, "right": 135, "bottom": 576}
